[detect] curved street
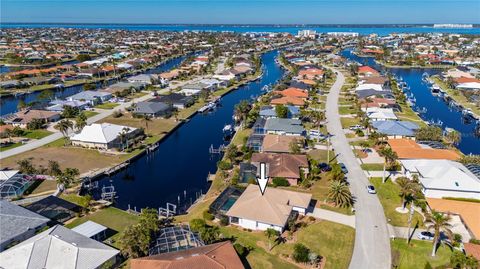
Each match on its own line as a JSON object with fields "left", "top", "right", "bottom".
{"left": 325, "top": 68, "right": 391, "bottom": 269}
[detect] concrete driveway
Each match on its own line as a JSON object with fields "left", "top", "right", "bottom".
{"left": 325, "top": 68, "right": 391, "bottom": 269}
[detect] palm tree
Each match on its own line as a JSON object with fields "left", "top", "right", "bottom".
{"left": 75, "top": 113, "right": 87, "bottom": 132}
{"left": 4, "top": 128, "right": 13, "bottom": 143}
{"left": 264, "top": 228, "right": 280, "bottom": 251}
{"left": 396, "top": 177, "right": 416, "bottom": 210}
{"left": 445, "top": 129, "right": 461, "bottom": 147}
{"left": 234, "top": 100, "right": 251, "bottom": 128}
{"left": 57, "top": 119, "right": 73, "bottom": 145}
{"left": 117, "top": 131, "right": 127, "bottom": 151}
{"left": 425, "top": 211, "right": 453, "bottom": 257}
{"left": 327, "top": 181, "right": 353, "bottom": 208}
{"left": 379, "top": 147, "right": 398, "bottom": 183}
{"left": 172, "top": 109, "right": 179, "bottom": 122}
{"left": 141, "top": 115, "right": 151, "bottom": 130}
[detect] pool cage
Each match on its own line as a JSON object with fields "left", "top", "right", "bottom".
{"left": 148, "top": 225, "right": 204, "bottom": 256}
{"left": 0, "top": 174, "right": 33, "bottom": 199}
{"left": 209, "top": 186, "right": 244, "bottom": 217}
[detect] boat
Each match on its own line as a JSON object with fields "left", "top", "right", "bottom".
{"left": 54, "top": 83, "right": 64, "bottom": 88}
{"left": 223, "top": 124, "right": 234, "bottom": 140}
{"left": 430, "top": 85, "right": 441, "bottom": 93}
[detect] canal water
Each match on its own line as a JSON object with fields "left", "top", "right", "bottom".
{"left": 0, "top": 55, "right": 186, "bottom": 116}
{"left": 91, "top": 50, "right": 284, "bottom": 211}
{"left": 342, "top": 49, "right": 480, "bottom": 155}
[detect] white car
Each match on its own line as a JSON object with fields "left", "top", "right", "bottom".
{"left": 366, "top": 185, "right": 376, "bottom": 194}
{"left": 349, "top": 125, "right": 362, "bottom": 130}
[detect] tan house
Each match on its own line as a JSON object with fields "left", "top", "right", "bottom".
{"left": 261, "top": 134, "right": 304, "bottom": 153}
{"left": 251, "top": 153, "right": 308, "bottom": 186}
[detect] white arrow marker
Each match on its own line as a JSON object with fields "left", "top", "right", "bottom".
{"left": 257, "top": 162, "right": 268, "bottom": 195}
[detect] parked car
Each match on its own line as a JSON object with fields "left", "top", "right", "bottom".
{"left": 418, "top": 231, "right": 434, "bottom": 240}
{"left": 318, "top": 162, "right": 332, "bottom": 172}
{"left": 366, "top": 185, "right": 376, "bottom": 194}
{"left": 349, "top": 125, "right": 362, "bottom": 130}
{"left": 339, "top": 163, "right": 348, "bottom": 174}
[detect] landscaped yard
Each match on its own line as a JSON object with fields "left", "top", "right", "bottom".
{"left": 369, "top": 177, "right": 424, "bottom": 227}
{"left": 338, "top": 106, "right": 356, "bottom": 115}
{"left": 305, "top": 175, "right": 354, "bottom": 215}
{"left": 308, "top": 149, "right": 335, "bottom": 163}
{"left": 391, "top": 239, "right": 451, "bottom": 269}
{"left": 23, "top": 129, "right": 53, "bottom": 139}
{"left": 0, "top": 142, "right": 22, "bottom": 152}
{"left": 340, "top": 117, "right": 360, "bottom": 129}
{"left": 83, "top": 111, "right": 99, "bottom": 118}
{"left": 95, "top": 102, "right": 120, "bottom": 109}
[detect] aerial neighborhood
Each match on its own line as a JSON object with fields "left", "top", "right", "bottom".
{"left": 0, "top": 26, "right": 479, "bottom": 269}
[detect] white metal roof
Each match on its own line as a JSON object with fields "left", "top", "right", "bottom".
{"left": 71, "top": 221, "right": 107, "bottom": 238}
{"left": 70, "top": 123, "right": 137, "bottom": 144}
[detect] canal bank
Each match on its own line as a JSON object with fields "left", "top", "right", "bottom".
{"left": 341, "top": 49, "right": 480, "bottom": 155}
{"left": 89, "top": 50, "right": 284, "bottom": 211}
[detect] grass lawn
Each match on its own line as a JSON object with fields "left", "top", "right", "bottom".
{"left": 338, "top": 106, "right": 356, "bottom": 115}
{"left": 95, "top": 102, "right": 120, "bottom": 109}
{"left": 391, "top": 239, "right": 451, "bottom": 269}
{"left": 340, "top": 117, "right": 360, "bottom": 129}
{"left": 23, "top": 129, "right": 53, "bottom": 139}
{"left": 369, "top": 177, "right": 424, "bottom": 227}
{"left": 360, "top": 163, "right": 385, "bottom": 171}
{"left": 84, "top": 111, "right": 99, "bottom": 118}
{"left": 308, "top": 149, "right": 335, "bottom": 163}
{"left": 65, "top": 206, "right": 139, "bottom": 249}
{"left": 306, "top": 175, "right": 354, "bottom": 215}
{"left": 1, "top": 138, "right": 129, "bottom": 174}
{"left": 432, "top": 77, "right": 480, "bottom": 116}
{"left": 0, "top": 142, "right": 22, "bottom": 152}
{"left": 232, "top": 128, "right": 251, "bottom": 146}
{"left": 28, "top": 180, "right": 57, "bottom": 195}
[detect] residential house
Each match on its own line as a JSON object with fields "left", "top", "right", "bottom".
{"left": 259, "top": 105, "right": 300, "bottom": 119}
{"left": 70, "top": 123, "right": 141, "bottom": 150}
{"left": 297, "top": 67, "right": 324, "bottom": 80}
{"left": 372, "top": 120, "right": 419, "bottom": 138}
{"left": 365, "top": 107, "right": 398, "bottom": 121}
{"left": 358, "top": 66, "right": 380, "bottom": 77}
{"left": 46, "top": 100, "right": 89, "bottom": 112}
{"left": 3, "top": 109, "right": 61, "bottom": 128}
{"left": 134, "top": 101, "right": 173, "bottom": 118}
{"left": 155, "top": 93, "right": 194, "bottom": 109}
{"left": 261, "top": 134, "right": 304, "bottom": 153}
{"left": 400, "top": 159, "right": 480, "bottom": 199}
{"left": 250, "top": 152, "right": 309, "bottom": 186}
{"left": 68, "top": 91, "right": 112, "bottom": 106}
{"left": 130, "top": 241, "right": 244, "bottom": 269}
{"left": 270, "top": 96, "right": 305, "bottom": 107}
{"left": 226, "top": 184, "right": 312, "bottom": 232}
{"left": 264, "top": 118, "right": 305, "bottom": 136}
{"left": 0, "top": 225, "right": 119, "bottom": 269}
{"left": 387, "top": 139, "right": 461, "bottom": 160}
{"left": 0, "top": 200, "right": 50, "bottom": 251}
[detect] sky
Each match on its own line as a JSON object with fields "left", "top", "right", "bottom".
{"left": 2, "top": 0, "right": 479, "bottom": 24}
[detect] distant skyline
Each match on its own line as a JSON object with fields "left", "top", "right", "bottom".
{"left": 2, "top": 0, "right": 479, "bottom": 24}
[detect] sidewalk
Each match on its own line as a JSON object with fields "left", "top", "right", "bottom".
{"left": 307, "top": 207, "right": 356, "bottom": 228}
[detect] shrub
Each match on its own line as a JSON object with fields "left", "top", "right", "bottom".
{"left": 189, "top": 218, "right": 206, "bottom": 232}
{"left": 272, "top": 177, "right": 289, "bottom": 187}
{"left": 293, "top": 243, "right": 310, "bottom": 263}
{"left": 219, "top": 215, "right": 229, "bottom": 226}
{"left": 233, "top": 243, "right": 249, "bottom": 257}
{"left": 469, "top": 238, "right": 480, "bottom": 245}
{"left": 217, "top": 160, "right": 233, "bottom": 170}
{"left": 112, "top": 110, "right": 123, "bottom": 118}
{"left": 203, "top": 210, "right": 214, "bottom": 221}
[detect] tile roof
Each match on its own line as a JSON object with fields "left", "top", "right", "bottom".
{"left": 464, "top": 243, "right": 480, "bottom": 261}
{"left": 131, "top": 241, "right": 244, "bottom": 269}
{"left": 226, "top": 184, "right": 311, "bottom": 227}
{"left": 262, "top": 134, "right": 304, "bottom": 153}
{"left": 388, "top": 139, "right": 461, "bottom": 160}
{"left": 270, "top": 96, "right": 305, "bottom": 106}
{"left": 251, "top": 152, "right": 308, "bottom": 179}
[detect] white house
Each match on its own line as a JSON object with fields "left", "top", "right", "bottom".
{"left": 365, "top": 107, "right": 398, "bottom": 121}
{"left": 400, "top": 159, "right": 480, "bottom": 199}
{"left": 456, "top": 82, "right": 480, "bottom": 91}
{"left": 70, "top": 123, "right": 140, "bottom": 150}
{"left": 226, "top": 184, "right": 311, "bottom": 232}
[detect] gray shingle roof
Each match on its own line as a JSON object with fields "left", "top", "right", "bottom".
{"left": 135, "top": 101, "right": 171, "bottom": 114}
{"left": 372, "top": 120, "right": 419, "bottom": 136}
{"left": 0, "top": 200, "right": 50, "bottom": 247}
{"left": 264, "top": 118, "right": 304, "bottom": 134}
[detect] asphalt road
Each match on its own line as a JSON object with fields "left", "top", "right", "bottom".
{"left": 325, "top": 68, "right": 391, "bottom": 269}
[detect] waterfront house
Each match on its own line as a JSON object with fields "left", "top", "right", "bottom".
{"left": 130, "top": 241, "right": 244, "bottom": 269}
{"left": 289, "top": 80, "right": 311, "bottom": 90}
{"left": 261, "top": 134, "right": 305, "bottom": 154}
{"left": 297, "top": 67, "right": 324, "bottom": 80}
{"left": 250, "top": 152, "right": 309, "bottom": 186}
{"left": 105, "top": 82, "right": 145, "bottom": 94}
{"left": 387, "top": 139, "right": 461, "bottom": 160}
{"left": 358, "top": 66, "right": 380, "bottom": 78}
{"left": 68, "top": 91, "right": 112, "bottom": 106}
{"left": 372, "top": 120, "right": 419, "bottom": 138}
{"left": 46, "top": 100, "right": 90, "bottom": 112}
{"left": 264, "top": 118, "right": 304, "bottom": 136}
{"left": 71, "top": 221, "right": 108, "bottom": 241}
{"left": 400, "top": 159, "right": 480, "bottom": 199}
{"left": 356, "top": 89, "right": 394, "bottom": 100}
{"left": 226, "top": 184, "right": 311, "bottom": 232}
{"left": 365, "top": 107, "right": 398, "bottom": 121}
{"left": 154, "top": 93, "right": 194, "bottom": 109}
{"left": 71, "top": 123, "right": 141, "bottom": 150}
{"left": 259, "top": 105, "right": 300, "bottom": 119}
{"left": 134, "top": 101, "right": 173, "bottom": 118}
{"left": 127, "top": 74, "right": 159, "bottom": 85}
{"left": 3, "top": 109, "right": 61, "bottom": 128}
{"left": 0, "top": 225, "right": 119, "bottom": 269}
{"left": 274, "top": 87, "right": 309, "bottom": 99}
{"left": 456, "top": 82, "right": 480, "bottom": 91}
{"left": 0, "top": 200, "right": 49, "bottom": 251}
{"left": 270, "top": 96, "right": 305, "bottom": 107}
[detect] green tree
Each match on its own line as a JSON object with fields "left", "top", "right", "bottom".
{"left": 75, "top": 113, "right": 87, "bottom": 132}
{"left": 139, "top": 208, "right": 160, "bottom": 234}
{"left": 327, "top": 181, "right": 353, "bottom": 208}
{"left": 272, "top": 177, "right": 290, "bottom": 187}
{"left": 119, "top": 224, "right": 150, "bottom": 258}
{"left": 415, "top": 126, "right": 443, "bottom": 141}
{"left": 265, "top": 228, "right": 280, "bottom": 251}
{"left": 379, "top": 147, "right": 398, "bottom": 183}
{"left": 234, "top": 100, "right": 251, "bottom": 128}
{"left": 289, "top": 138, "right": 301, "bottom": 154}
{"left": 275, "top": 104, "right": 288, "bottom": 118}
{"left": 425, "top": 211, "right": 453, "bottom": 257}
{"left": 224, "top": 144, "right": 238, "bottom": 164}
{"left": 57, "top": 167, "right": 79, "bottom": 188}
{"left": 61, "top": 105, "right": 80, "bottom": 118}
{"left": 83, "top": 83, "right": 96, "bottom": 91}
{"left": 47, "top": 160, "right": 62, "bottom": 177}
{"left": 57, "top": 119, "right": 74, "bottom": 145}
{"left": 445, "top": 129, "right": 461, "bottom": 147}
{"left": 189, "top": 218, "right": 206, "bottom": 232}
{"left": 293, "top": 243, "right": 310, "bottom": 263}
{"left": 38, "top": 89, "right": 54, "bottom": 101}
{"left": 17, "top": 158, "right": 36, "bottom": 174}
{"left": 199, "top": 226, "right": 220, "bottom": 244}
{"left": 27, "top": 118, "right": 46, "bottom": 130}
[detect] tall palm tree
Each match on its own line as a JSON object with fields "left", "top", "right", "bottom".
{"left": 117, "top": 131, "right": 127, "bottom": 151}
{"left": 141, "top": 115, "right": 151, "bottom": 130}
{"left": 264, "top": 228, "right": 280, "bottom": 251}
{"left": 57, "top": 119, "right": 73, "bottom": 145}
{"left": 445, "top": 129, "right": 461, "bottom": 147}
{"left": 172, "top": 109, "right": 179, "bottom": 122}
{"left": 379, "top": 147, "right": 398, "bottom": 183}
{"left": 425, "top": 211, "right": 453, "bottom": 257}
{"left": 75, "top": 114, "right": 87, "bottom": 132}
{"left": 327, "top": 181, "right": 353, "bottom": 208}
{"left": 234, "top": 100, "right": 251, "bottom": 128}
